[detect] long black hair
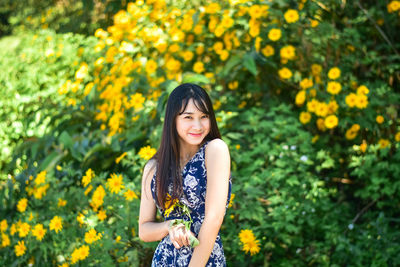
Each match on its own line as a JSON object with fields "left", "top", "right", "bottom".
{"left": 153, "top": 83, "right": 221, "bottom": 210}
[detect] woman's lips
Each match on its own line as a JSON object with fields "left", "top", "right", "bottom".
{"left": 189, "top": 133, "right": 202, "bottom": 137}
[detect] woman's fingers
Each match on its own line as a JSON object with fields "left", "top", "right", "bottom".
{"left": 170, "top": 224, "right": 190, "bottom": 248}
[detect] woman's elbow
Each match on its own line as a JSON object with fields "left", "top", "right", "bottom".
{"left": 138, "top": 223, "right": 150, "bottom": 242}
{"left": 205, "top": 213, "right": 224, "bottom": 226}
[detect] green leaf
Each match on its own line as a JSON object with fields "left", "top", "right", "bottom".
{"left": 221, "top": 54, "right": 242, "bottom": 77}
{"left": 182, "top": 73, "right": 210, "bottom": 84}
{"left": 59, "top": 131, "right": 73, "bottom": 149}
{"left": 243, "top": 54, "right": 257, "bottom": 76}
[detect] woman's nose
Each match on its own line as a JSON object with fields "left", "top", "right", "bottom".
{"left": 192, "top": 119, "right": 202, "bottom": 130}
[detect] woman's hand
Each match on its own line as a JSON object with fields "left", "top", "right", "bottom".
{"left": 168, "top": 220, "right": 194, "bottom": 249}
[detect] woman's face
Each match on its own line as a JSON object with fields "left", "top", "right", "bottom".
{"left": 176, "top": 98, "right": 210, "bottom": 147}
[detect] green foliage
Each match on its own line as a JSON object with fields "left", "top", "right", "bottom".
{"left": 0, "top": 30, "right": 97, "bottom": 176}
{"left": 1, "top": 0, "right": 400, "bottom": 266}
{"left": 0, "top": 0, "right": 126, "bottom": 36}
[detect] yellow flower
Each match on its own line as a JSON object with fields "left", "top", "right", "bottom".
{"left": 130, "top": 93, "right": 145, "bottom": 110}
{"left": 228, "top": 81, "right": 239, "bottom": 90}
{"left": 75, "top": 62, "right": 89, "bottom": 80}
{"left": 71, "top": 245, "right": 90, "bottom": 264}
{"left": 299, "top": 112, "right": 312, "bottom": 124}
{"left": 205, "top": 2, "right": 221, "bottom": 14}
{"left": 106, "top": 173, "right": 124, "bottom": 194}
{"left": 324, "top": 115, "right": 339, "bottom": 129}
{"left": 0, "top": 220, "right": 7, "bottom": 232}
{"left": 145, "top": 59, "right": 158, "bottom": 74}
{"left": 84, "top": 185, "right": 93, "bottom": 195}
{"left": 327, "top": 100, "right": 339, "bottom": 114}
{"left": 219, "top": 50, "right": 229, "bottom": 61}
{"left": 194, "top": 25, "right": 203, "bottom": 35}
{"left": 345, "top": 129, "right": 357, "bottom": 140}
{"left": 378, "top": 139, "right": 390, "bottom": 149}
{"left": 58, "top": 263, "right": 69, "bottom": 267}
{"left": 193, "top": 61, "right": 205, "bottom": 73}
{"left": 91, "top": 185, "right": 106, "bottom": 209}
{"left": 116, "top": 152, "right": 127, "bottom": 164}
{"left": 243, "top": 238, "right": 260, "bottom": 256}
{"left": 83, "top": 82, "right": 94, "bottom": 96}
{"left": 18, "top": 222, "right": 30, "bottom": 238}
{"left": 328, "top": 67, "right": 341, "bottom": 80}
{"left": 315, "top": 102, "right": 329, "bottom": 117}
{"left": 182, "top": 50, "right": 194, "bottom": 61}
{"left": 49, "top": 216, "right": 63, "bottom": 233}
{"left": 351, "top": 124, "right": 360, "bottom": 131}
{"left": 163, "top": 194, "right": 179, "bottom": 217}
{"left": 82, "top": 168, "right": 95, "bottom": 187}
{"left": 15, "top": 240, "right": 26, "bottom": 257}
{"left": 168, "top": 43, "right": 180, "bottom": 53}
{"left": 228, "top": 194, "right": 235, "bottom": 208}
{"left": 327, "top": 81, "right": 342, "bottom": 95}
{"left": 357, "top": 85, "right": 369, "bottom": 95}
{"left": 295, "top": 91, "right": 306, "bottom": 106}
{"left": 261, "top": 45, "right": 274, "bottom": 57}
{"left": 32, "top": 224, "right": 46, "bottom": 241}
{"left": 10, "top": 223, "right": 16, "bottom": 236}
{"left": 317, "top": 118, "right": 326, "bottom": 131}
{"left": 17, "top": 198, "right": 28, "bottom": 213}
{"left": 97, "top": 209, "right": 107, "bottom": 221}
{"left": 278, "top": 67, "right": 292, "bottom": 79}
{"left": 248, "top": 5, "right": 267, "bottom": 19}
{"left": 355, "top": 94, "right": 368, "bottom": 109}
{"left": 58, "top": 198, "right": 67, "bottom": 207}
{"left": 395, "top": 132, "right": 400, "bottom": 142}
{"left": 238, "top": 229, "right": 260, "bottom": 255}
{"left": 345, "top": 93, "right": 357, "bottom": 108}
{"left": 221, "top": 15, "right": 234, "bottom": 29}
{"left": 124, "top": 189, "right": 139, "bottom": 201}
{"left": 1, "top": 233, "right": 10, "bottom": 247}
{"left": 388, "top": 1, "right": 400, "bottom": 13}
{"left": 376, "top": 115, "right": 384, "bottom": 124}
{"left": 77, "top": 213, "right": 85, "bottom": 225}
{"left": 311, "top": 64, "right": 322, "bottom": 76}
{"left": 249, "top": 18, "right": 260, "bottom": 37}
{"left": 85, "top": 229, "right": 102, "bottom": 244}
{"left": 284, "top": 9, "right": 299, "bottom": 23}
{"left": 300, "top": 78, "right": 313, "bottom": 90}
{"left": 280, "top": 45, "right": 296, "bottom": 60}
{"left": 360, "top": 141, "right": 367, "bottom": 153}
{"left": 310, "top": 19, "right": 319, "bottom": 27}
{"left": 138, "top": 146, "right": 157, "bottom": 160}
{"left": 268, "top": 28, "right": 281, "bottom": 41}
{"left": 33, "top": 184, "right": 49, "bottom": 199}
{"left": 35, "top": 170, "right": 47, "bottom": 185}
{"left": 166, "top": 57, "right": 181, "bottom": 72}
{"left": 307, "top": 99, "right": 319, "bottom": 113}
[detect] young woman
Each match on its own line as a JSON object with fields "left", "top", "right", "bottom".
{"left": 139, "top": 83, "right": 232, "bottom": 266}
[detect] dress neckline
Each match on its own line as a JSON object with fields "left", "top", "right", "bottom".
{"left": 181, "top": 140, "right": 209, "bottom": 174}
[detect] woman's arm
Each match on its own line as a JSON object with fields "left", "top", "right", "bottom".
{"left": 138, "top": 159, "right": 170, "bottom": 242}
{"left": 189, "top": 139, "right": 231, "bottom": 267}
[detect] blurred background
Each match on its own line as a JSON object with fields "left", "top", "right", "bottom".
{"left": 0, "top": 0, "right": 399, "bottom": 266}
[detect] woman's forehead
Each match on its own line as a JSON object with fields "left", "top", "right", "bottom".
{"left": 180, "top": 98, "right": 207, "bottom": 113}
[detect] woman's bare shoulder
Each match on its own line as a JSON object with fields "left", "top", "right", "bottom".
{"left": 205, "top": 138, "right": 230, "bottom": 159}
{"left": 143, "top": 158, "right": 157, "bottom": 182}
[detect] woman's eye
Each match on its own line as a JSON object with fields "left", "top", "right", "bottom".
{"left": 184, "top": 116, "right": 192, "bottom": 119}
{"left": 201, "top": 115, "right": 209, "bottom": 119}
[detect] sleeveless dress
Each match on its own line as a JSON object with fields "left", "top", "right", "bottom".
{"left": 150, "top": 140, "right": 232, "bottom": 267}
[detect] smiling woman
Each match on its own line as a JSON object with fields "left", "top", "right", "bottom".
{"left": 138, "top": 83, "right": 232, "bottom": 266}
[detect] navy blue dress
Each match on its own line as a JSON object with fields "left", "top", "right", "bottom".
{"left": 150, "top": 140, "right": 232, "bottom": 266}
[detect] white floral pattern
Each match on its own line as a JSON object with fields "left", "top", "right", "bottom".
{"left": 151, "top": 141, "right": 232, "bottom": 266}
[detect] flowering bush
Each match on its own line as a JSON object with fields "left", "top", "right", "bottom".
{"left": 1, "top": 0, "right": 400, "bottom": 266}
